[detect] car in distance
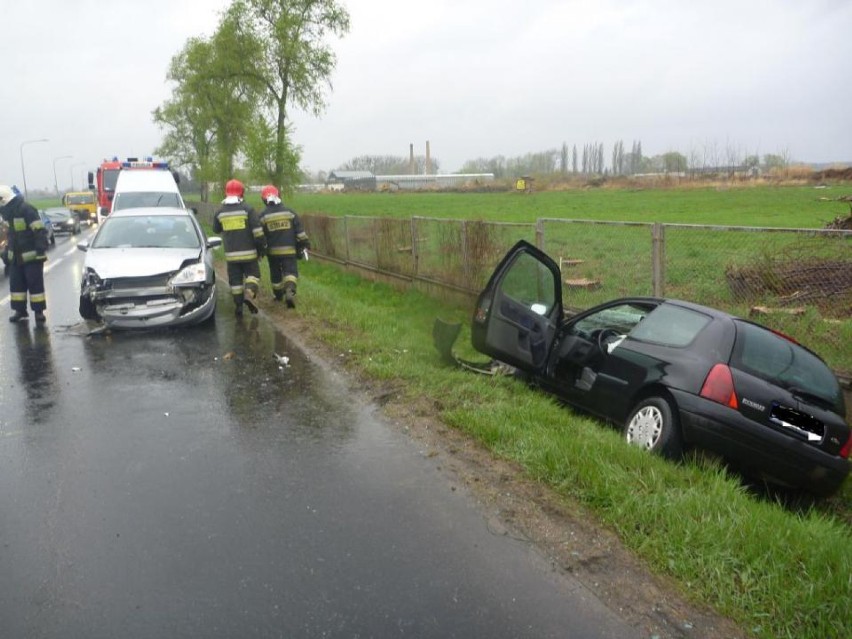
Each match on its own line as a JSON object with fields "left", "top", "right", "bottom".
{"left": 77, "top": 207, "right": 221, "bottom": 329}
{"left": 44, "top": 207, "right": 81, "bottom": 235}
{"left": 38, "top": 209, "right": 56, "bottom": 246}
{"left": 452, "top": 240, "right": 850, "bottom": 496}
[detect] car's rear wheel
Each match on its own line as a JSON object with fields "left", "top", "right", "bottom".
{"left": 624, "top": 396, "right": 682, "bottom": 459}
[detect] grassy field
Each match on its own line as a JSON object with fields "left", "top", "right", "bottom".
{"left": 288, "top": 183, "right": 851, "bottom": 228}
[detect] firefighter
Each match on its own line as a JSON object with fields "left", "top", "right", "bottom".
{"left": 258, "top": 185, "right": 310, "bottom": 308}
{"left": 212, "top": 179, "right": 266, "bottom": 317}
{"left": 0, "top": 185, "right": 49, "bottom": 323}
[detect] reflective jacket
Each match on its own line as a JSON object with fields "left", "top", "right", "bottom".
{"left": 259, "top": 203, "right": 310, "bottom": 257}
{"left": 213, "top": 200, "right": 266, "bottom": 262}
{"left": 1, "top": 197, "right": 48, "bottom": 265}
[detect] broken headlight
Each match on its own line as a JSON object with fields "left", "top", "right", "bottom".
{"left": 169, "top": 262, "right": 207, "bottom": 286}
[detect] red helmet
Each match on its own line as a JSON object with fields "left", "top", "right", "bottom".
{"left": 225, "top": 179, "right": 244, "bottom": 198}
{"left": 261, "top": 185, "right": 279, "bottom": 203}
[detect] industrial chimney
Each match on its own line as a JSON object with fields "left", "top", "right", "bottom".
{"left": 425, "top": 140, "right": 432, "bottom": 175}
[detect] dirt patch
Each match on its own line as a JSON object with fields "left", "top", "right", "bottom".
{"left": 257, "top": 299, "right": 748, "bottom": 639}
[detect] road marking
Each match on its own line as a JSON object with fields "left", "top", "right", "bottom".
{"left": 1, "top": 227, "right": 94, "bottom": 305}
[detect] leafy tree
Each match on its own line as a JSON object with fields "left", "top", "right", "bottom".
{"left": 762, "top": 153, "right": 788, "bottom": 170}
{"left": 661, "top": 151, "right": 687, "bottom": 173}
{"left": 219, "top": 0, "right": 350, "bottom": 193}
{"left": 153, "top": 36, "right": 254, "bottom": 201}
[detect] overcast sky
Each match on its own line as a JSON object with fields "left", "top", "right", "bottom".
{"left": 2, "top": 0, "right": 851, "bottom": 192}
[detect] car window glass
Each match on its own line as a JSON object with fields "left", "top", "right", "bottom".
{"left": 93, "top": 216, "right": 200, "bottom": 249}
{"left": 731, "top": 321, "right": 841, "bottom": 409}
{"left": 571, "top": 303, "right": 651, "bottom": 337}
{"left": 498, "top": 251, "right": 556, "bottom": 315}
{"left": 112, "top": 192, "right": 182, "bottom": 211}
{"left": 629, "top": 304, "right": 711, "bottom": 346}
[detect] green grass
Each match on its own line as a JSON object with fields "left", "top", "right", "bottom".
{"left": 288, "top": 184, "right": 851, "bottom": 228}
{"left": 253, "top": 257, "right": 849, "bottom": 639}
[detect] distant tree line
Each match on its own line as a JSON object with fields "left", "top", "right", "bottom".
{"left": 454, "top": 139, "right": 792, "bottom": 180}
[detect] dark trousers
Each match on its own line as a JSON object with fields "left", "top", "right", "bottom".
{"left": 268, "top": 255, "right": 298, "bottom": 299}
{"left": 226, "top": 260, "right": 261, "bottom": 306}
{"left": 9, "top": 261, "right": 46, "bottom": 313}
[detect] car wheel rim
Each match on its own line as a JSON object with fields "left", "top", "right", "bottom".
{"left": 627, "top": 406, "right": 663, "bottom": 450}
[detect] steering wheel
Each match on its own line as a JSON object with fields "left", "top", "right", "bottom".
{"left": 597, "top": 328, "right": 621, "bottom": 352}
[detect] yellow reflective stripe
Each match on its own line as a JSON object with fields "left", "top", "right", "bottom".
{"left": 296, "top": 232, "right": 308, "bottom": 240}
{"left": 244, "top": 276, "right": 260, "bottom": 287}
{"left": 30, "top": 293, "right": 46, "bottom": 303}
{"left": 30, "top": 220, "right": 45, "bottom": 230}
{"left": 271, "top": 281, "right": 287, "bottom": 290}
{"left": 268, "top": 247, "right": 296, "bottom": 256}
{"left": 283, "top": 275, "right": 297, "bottom": 284}
{"left": 11, "top": 293, "right": 28, "bottom": 301}
{"left": 252, "top": 228, "right": 265, "bottom": 238}
{"left": 21, "top": 251, "right": 38, "bottom": 262}
{"left": 230, "top": 285, "right": 244, "bottom": 294}
{"left": 13, "top": 218, "right": 26, "bottom": 231}
{"left": 225, "top": 250, "right": 257, "bottom": 261}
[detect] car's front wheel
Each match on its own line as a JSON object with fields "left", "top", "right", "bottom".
{"left": 624, "top": 396, "right": 682, "bottom": 459}
{"left": 79, "top": 295, "right": 99, "bottom": 321}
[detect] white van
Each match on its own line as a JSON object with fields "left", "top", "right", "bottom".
{"left": 108, "top": 169, "right": 185, "bottom": 221}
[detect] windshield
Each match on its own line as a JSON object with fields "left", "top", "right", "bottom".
{"left": 112, "top": 192, "right": 183, "bottom": 211}
{"left": 92, "top": 215, "right": 201, "bottom": 249}
{"left": 103, "top": 169, "right": 119, "bottom": 192}
{"left": 45, "top": 209, "right": 71, "bottom": 221}
{"left": 66, "top": 193, "right": 94, "bottom": 204}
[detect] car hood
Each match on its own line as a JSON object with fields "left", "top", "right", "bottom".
{"left": 86, "top": 247, "right": 203, "bottom": 278}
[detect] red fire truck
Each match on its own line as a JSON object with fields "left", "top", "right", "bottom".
{"left": 88, "top": 157, "right": 175, "bottom": 222}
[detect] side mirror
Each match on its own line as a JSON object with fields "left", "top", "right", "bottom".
{"left": 77, "top": 241, "right": 89, "bottom": 252}
{"left": 206, "top": 236, "right": 222, "bottom": 249}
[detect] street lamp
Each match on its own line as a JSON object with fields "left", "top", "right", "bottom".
{"left": 19, "top": 138, "right": 49, "bottom": 199}
{"left": 70, "top": 162, "right": 87, "bottom": 191}
{"left": 53, "top": 155, "right": 72, "bottom": 196}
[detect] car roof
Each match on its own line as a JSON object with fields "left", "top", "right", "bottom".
{"left": 107, "top": 206, "right": 193, "bottom": 218}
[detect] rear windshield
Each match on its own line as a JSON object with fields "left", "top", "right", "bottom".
{"left": 112, "top": 191, "right": 183, "bottom": 211}
{"left": 732, "top": 320, "right": 842, "bottom": 412}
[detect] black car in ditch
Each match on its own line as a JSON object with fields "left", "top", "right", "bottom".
{"left": 451, "top": 240, "right": 850, "bottom": 495}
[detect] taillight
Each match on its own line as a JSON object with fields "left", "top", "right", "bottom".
{"left": 700, "top": 364, "right": 739, "bottom": 409}
{"left": 840, "top": 432, "right": 852, "bottom": 460}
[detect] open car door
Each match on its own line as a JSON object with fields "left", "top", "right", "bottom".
{"left": 471, "top": 240, "right": 563, "bottom": 373}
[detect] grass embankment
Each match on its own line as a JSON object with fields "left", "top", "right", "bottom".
{"left": 247, "top": 254, "right": 849, "bottom": 639}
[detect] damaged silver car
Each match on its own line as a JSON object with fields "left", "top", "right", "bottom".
{"left": 77, "top": 207, "right": 221, "bottom": 329}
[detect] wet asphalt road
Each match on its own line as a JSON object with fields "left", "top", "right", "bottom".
{"left": 0, "top": 227, "right": 638, "bottom": 639}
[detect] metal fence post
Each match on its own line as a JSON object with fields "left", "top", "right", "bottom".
{"left": 535, "top": 218, "right": 544, "bottom": 250}
{"left": 652, "top": 223, "right": 666, "bottom": 297}
{"left": 461, "top": 220, "right": 469, "bottom": 287}
{"left": 411, "top": 217, "right": 419, "bottom": 278}
{"left": 344, "top": 216, "right": 351, "bottom": 263}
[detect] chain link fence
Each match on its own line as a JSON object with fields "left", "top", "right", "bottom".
{"left": 193, "top": 203, "right": 850, "bottom": 373}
